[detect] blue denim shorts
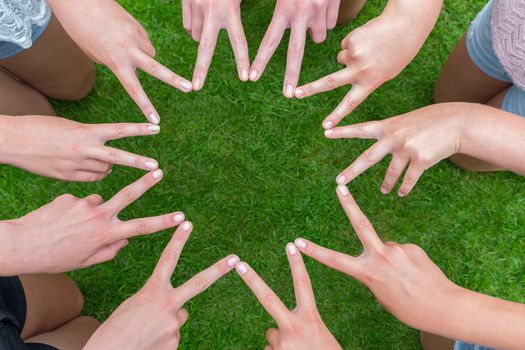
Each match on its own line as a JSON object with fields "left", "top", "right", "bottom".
{"left": 466, "top": 0, "right": 525, "bottom": 117}
{"left": 0, "top": 19, "right": 51, "bottom": 60}
{"left": 455, "top": 340, "right": 496, "bottom": 350}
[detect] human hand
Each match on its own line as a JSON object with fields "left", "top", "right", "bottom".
{"left": 182, "top": 0, "right": 249, "bottom": 90}
{"left": 2, "top": 171, "right": 185, "bottom": 275}
{"left": 325, "top": 104, "right": 463, "bottom": 196}
{"left": 295, "top": 3, "right": 441, "bottom": 128}
{"left": 0, "top": 115, "right": 161, "bottom": 182}
{"left": 235, "top": 245, "right": 342, "bottom": 350}
{"left": 48, "top": 0, "right": 192, "bottom": 124}
{"left": 249, "top": 0, "right": 341, "bottom": 98}
{"left": 294, "top": 185, "right": 463, "bottom": 333}
{"left": 84, "top": 222, "right": 239, "bottom": 350}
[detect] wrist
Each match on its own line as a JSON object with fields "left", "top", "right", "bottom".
{"left": 0, "top": 220, "right": 21, "bottom": 276}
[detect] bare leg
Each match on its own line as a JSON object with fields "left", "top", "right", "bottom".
{"left": 20, "top": 274, "right": 84, "bottom": 340}
{"left": 434, "top": 34, "right": 511, "bottom": 104}
{"left": 25, "top": 316, "right": 100, "bottom": 350}
{"left": 338, "top": 0, "right": 367, "bottom": 25}
{"left": 0, "top": 15, "right": 95, "bottom": 101}
{"left": 0, "top": 69, "right": 55, "bottom": 116}
{"left": 434, "top": 32, "right": 512, "bottom": 172}
{"left": 420, "top": 331, "right": 455, "bottom": 350}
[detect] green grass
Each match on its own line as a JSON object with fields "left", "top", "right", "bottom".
{"left": 2, "top": 0, "right": 524, "bottom": 348}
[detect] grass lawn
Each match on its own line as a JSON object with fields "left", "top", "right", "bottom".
{"left": 1, "top": 0, "right": 524, "bottom": 348}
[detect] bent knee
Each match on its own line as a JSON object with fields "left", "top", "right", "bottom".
{"left": 337, "top": 0, "right": 366, "bottom": 25}
{"left": 46, "top": 62, "right": 96, "bottom": 101}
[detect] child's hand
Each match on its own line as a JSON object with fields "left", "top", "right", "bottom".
{"left": 84, "top": 223, "right": 239, "bottom": 350}
{"left": 235, "top": 246, "right": 342, "bottom": 350}
{"left": 47, "top": 0, "right": 192, "bottom": 124}
{"left": 182, "top": 0, "right": 249, "bottom": 90}
{"left": 295, "top": 185, "right": 462, "bottom": 334}
{"left": 295, "top": 1, "right": 442, "bottom": 128}
{"left": 0, "top": 115, "right": 160, "bottom": 182}
{"left": 325, "top": 104, "right": 464, "bottom": 196}
{"left": 1, "top": 171, "right": 186, "bottom": 275}
{"left": 250, "top": 0, "right": 341, "bottom": 98}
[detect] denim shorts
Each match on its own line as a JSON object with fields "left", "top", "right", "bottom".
{"left": 466, "top": 0, "right": 525, "bottom": 117}
{"left": 0, "top": 19, "right": 51, "bottom": 60}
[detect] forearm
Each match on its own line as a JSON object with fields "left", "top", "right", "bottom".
{"left": 433, "top": 287, "right": 525, "bottom": 349}
{"left": 382, "top": 0, "right": 443, "bottom": 53}
{"left": 458, "top": 103, "right": 525, "bottom": 175}
{"left": 0, "top": 115, "right": 19, "bottom": 166}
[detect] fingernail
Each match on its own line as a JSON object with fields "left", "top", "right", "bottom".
{"left": 295, "top": 88, "right": 304, "bottom": 98}
{"left": 398, "top": 191, "right": 406, "bottom": 198}
{"left": 149, "top": 113, "right": 160, "bottom": 125}
{"left": 286, "top": 243, "right": 298, "bottom": 255}
{"left": 324, "top": 129, "right": 334, "bottom": 136}
{"left": 193, "top": 78, "right": 202, "bottom": 90}
{"left": 249, "top": 69, "right": 258, "bottom": 81}
{"left": 180, "top": 80, "right": 193, "bottom": 91}
{"left": 324, "top": 121, "right": 333, "bottom": 129}
{"left": 241, "top": 69, "right": 249, "bottom": 81}
{"left": 182, "top": 221, "right": 192, "bottom": 231}
{"left": 294, "top": 238, "right": 306, "bottom": 249}
{"left": 173, "top": 213, "right": 185, "bottom": 223}
{"left": 338, "top": 185, "right": 350, "bottom": 196}
{"left": 235, "top": 262, "right": 248, "bottom": 275}
{"left": 148, "top": 124, "right": 160, "bottom": 133}
{"left": 145, "top": 161, "right": 158, "bottom": 170}
{"left": 284, "top": 84, "right": 294, "bottom": 98}
{"left": 227, "top": 255, "right": 240, "bottom": 267}
{"left": 336, "top": 175, "right": 346, "bottom": 184}
{"left": 152, "top": 169, "right": 163, "bottom": 180}
{"left": 380, "top": 187, "right": 389, "bottom": 195}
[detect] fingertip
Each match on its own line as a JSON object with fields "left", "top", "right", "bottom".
{"left": 145, "top": 160, "right": 159, "bottom": 171}
{"left": 294, "top": 88, "right": 305, "bottom": 99}
{"left": 294, "top": 238, "right": 307, "bottom": 250}
{"left": 324, "top": 129, "right": 334, "bottom": 137}
{"left": 323, "top": 120, "right": 334, "bottom": 130}
{"left": 181, "top": 221, "right": 193, "bottom": 232}
{"left": 398, "top": 190, "right": 407, "bottom": 197}
{"left": 337, "top": 185, "right": 350, "bottom": 197}
{"left": 180, "top": 79, "right": 193, "bottom": 92}
{"left": 249, "top": 69, "right": 259, "bottom": 82}
{"left": 380, "top": 186, "right": 390, "bottom": 195}
{"left": 148, "top": 113, "right": 160, "bottom": 125}
{"left": 235, "top": 261, "right": 248, "bottom": 275}
{"left": 152, "top": 169, "right": 163, "bottom": 180}
{"left": 286, "top": 242, "right": 298, "bottom": 255}
{"left": 227, "top": 254, "right": 240, "bottom": 267}
{"left": 283, "top": 84, "right": 295, "bottom": 99}
{"left": 192, "top": 78, "right": 203, "bottom": 91}
{"left": 173, "top": 212, "right": 185, "bottom": 224}
{"left": 147, "top": 124, "right": 161, "bottom": 134}
{"left": 240, "top": 69, "right": 249, "bottom": 82}
{"left": 336, "top": 175, "right": 346, "bottom": 185}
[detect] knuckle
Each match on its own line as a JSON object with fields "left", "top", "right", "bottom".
{"left": 326, "top": 75, "right": 337, "bottom": 89}
{"left": 147, "top": 60, "right": 160, "bottom": 75}
{"left": 343, "top": 98, "right": 358, "bottom": 112}
{"left": 295, "top": 276, "right": 311, "bottom": 289}
{"left": 136, "top": 221, "right": 150, "bottom": 235}
{"left": 120, "top": 188, "right": 135, "bottom": 203}
{"left": 262, "top": 35, "right": 277, "bottom": 50}
{"left": 262, "top": 292, "right": 276, "bottom": 306}
{"left": 289, "top": 41, "right": 302, "bottom": 56}
{"left": 354, "top": 217, "right": 371, "bottom": 232}
{"left": 327, "top": 253, "right": 340, "bottom": 269}
{"left": 106, "top": 150, "right": 119, "bottom": 163}
{"left": 192, "top": 275, "right": 208, "bottom": 292}
{"left": 361, "top": 149, "right": 377, "bottom": 164}
{"left": 113, "top": 124, "right": 126, "bottom": 137}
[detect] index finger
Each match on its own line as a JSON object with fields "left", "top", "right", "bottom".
{"left": 235, "top": 262, "right": 290, "bottom": 326}
{"left": 174, "top": 254, "right": 239, "bottom": 306}
{"left": 93, "top": 123, "right": 160, "bottom": 141}
{"left": 295, "top": 69, "right": 352, "bottom": 99}
{"left": 283, "top": 21, "right": 308, "bottom": 98}
{"left": 250, "top": 16, "right": 287, "bottom": 82}
{"left": 336, "top": 185, "right": 384, "bottom": 251}
{"left": 286, "top": 243, "right": 316, "bottom": 310}
{"left": 323, "top": 122, "right": 382, "bottom": 140}
{"left": 150, "top": 222, "right": 193, "bottom": 283}
{"left": 322, "top": 85, "right": 371, "bottom": 129}
{"left": 192, "top": 20, "right": 220, "bottom": 91}
{"left": 226, "top": 15, "right": 250, "bottom": 81}
{"left": 101, "top": 170, "right": 163, "bottom": 214}
{"left": 135, "top": 52, "right": 192, "bottom": 93}
{"left": 114, "top": 67, "right": 160, "bottom": 124}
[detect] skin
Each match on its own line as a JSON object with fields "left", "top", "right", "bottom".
{"left": 235, "top": 247, "right": 342, "bottom": 350}
{"left": 325, "top": 102, "right": 525, "bottom": 196}
{"left": 183, "top": 0, "right": 250, "bottom": 90}
{"left": 337, "top": 0, "right": 367, "bottom": 25}
{"left": 0, "top": 15, "right": 95, "bottom": 102}
{"left": 295, "top": 186, "right": 525, "bottom": 349}
{"left": 294, "top": 0, "right": 443, "bottom": 128}
{"left": 0, "top": 115, "right": 161, "bottom": 182}
{"left": 0, "top": 170, "right": 185, "bottom": 275}
{"left": 47, "top": 0, "right": 193, "bottom": 124}
{"left": 84, "top": 223, "right": 239, "bottom": 350}
{"left": 249, "top": 0, "right": 342, "bottom": 98}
